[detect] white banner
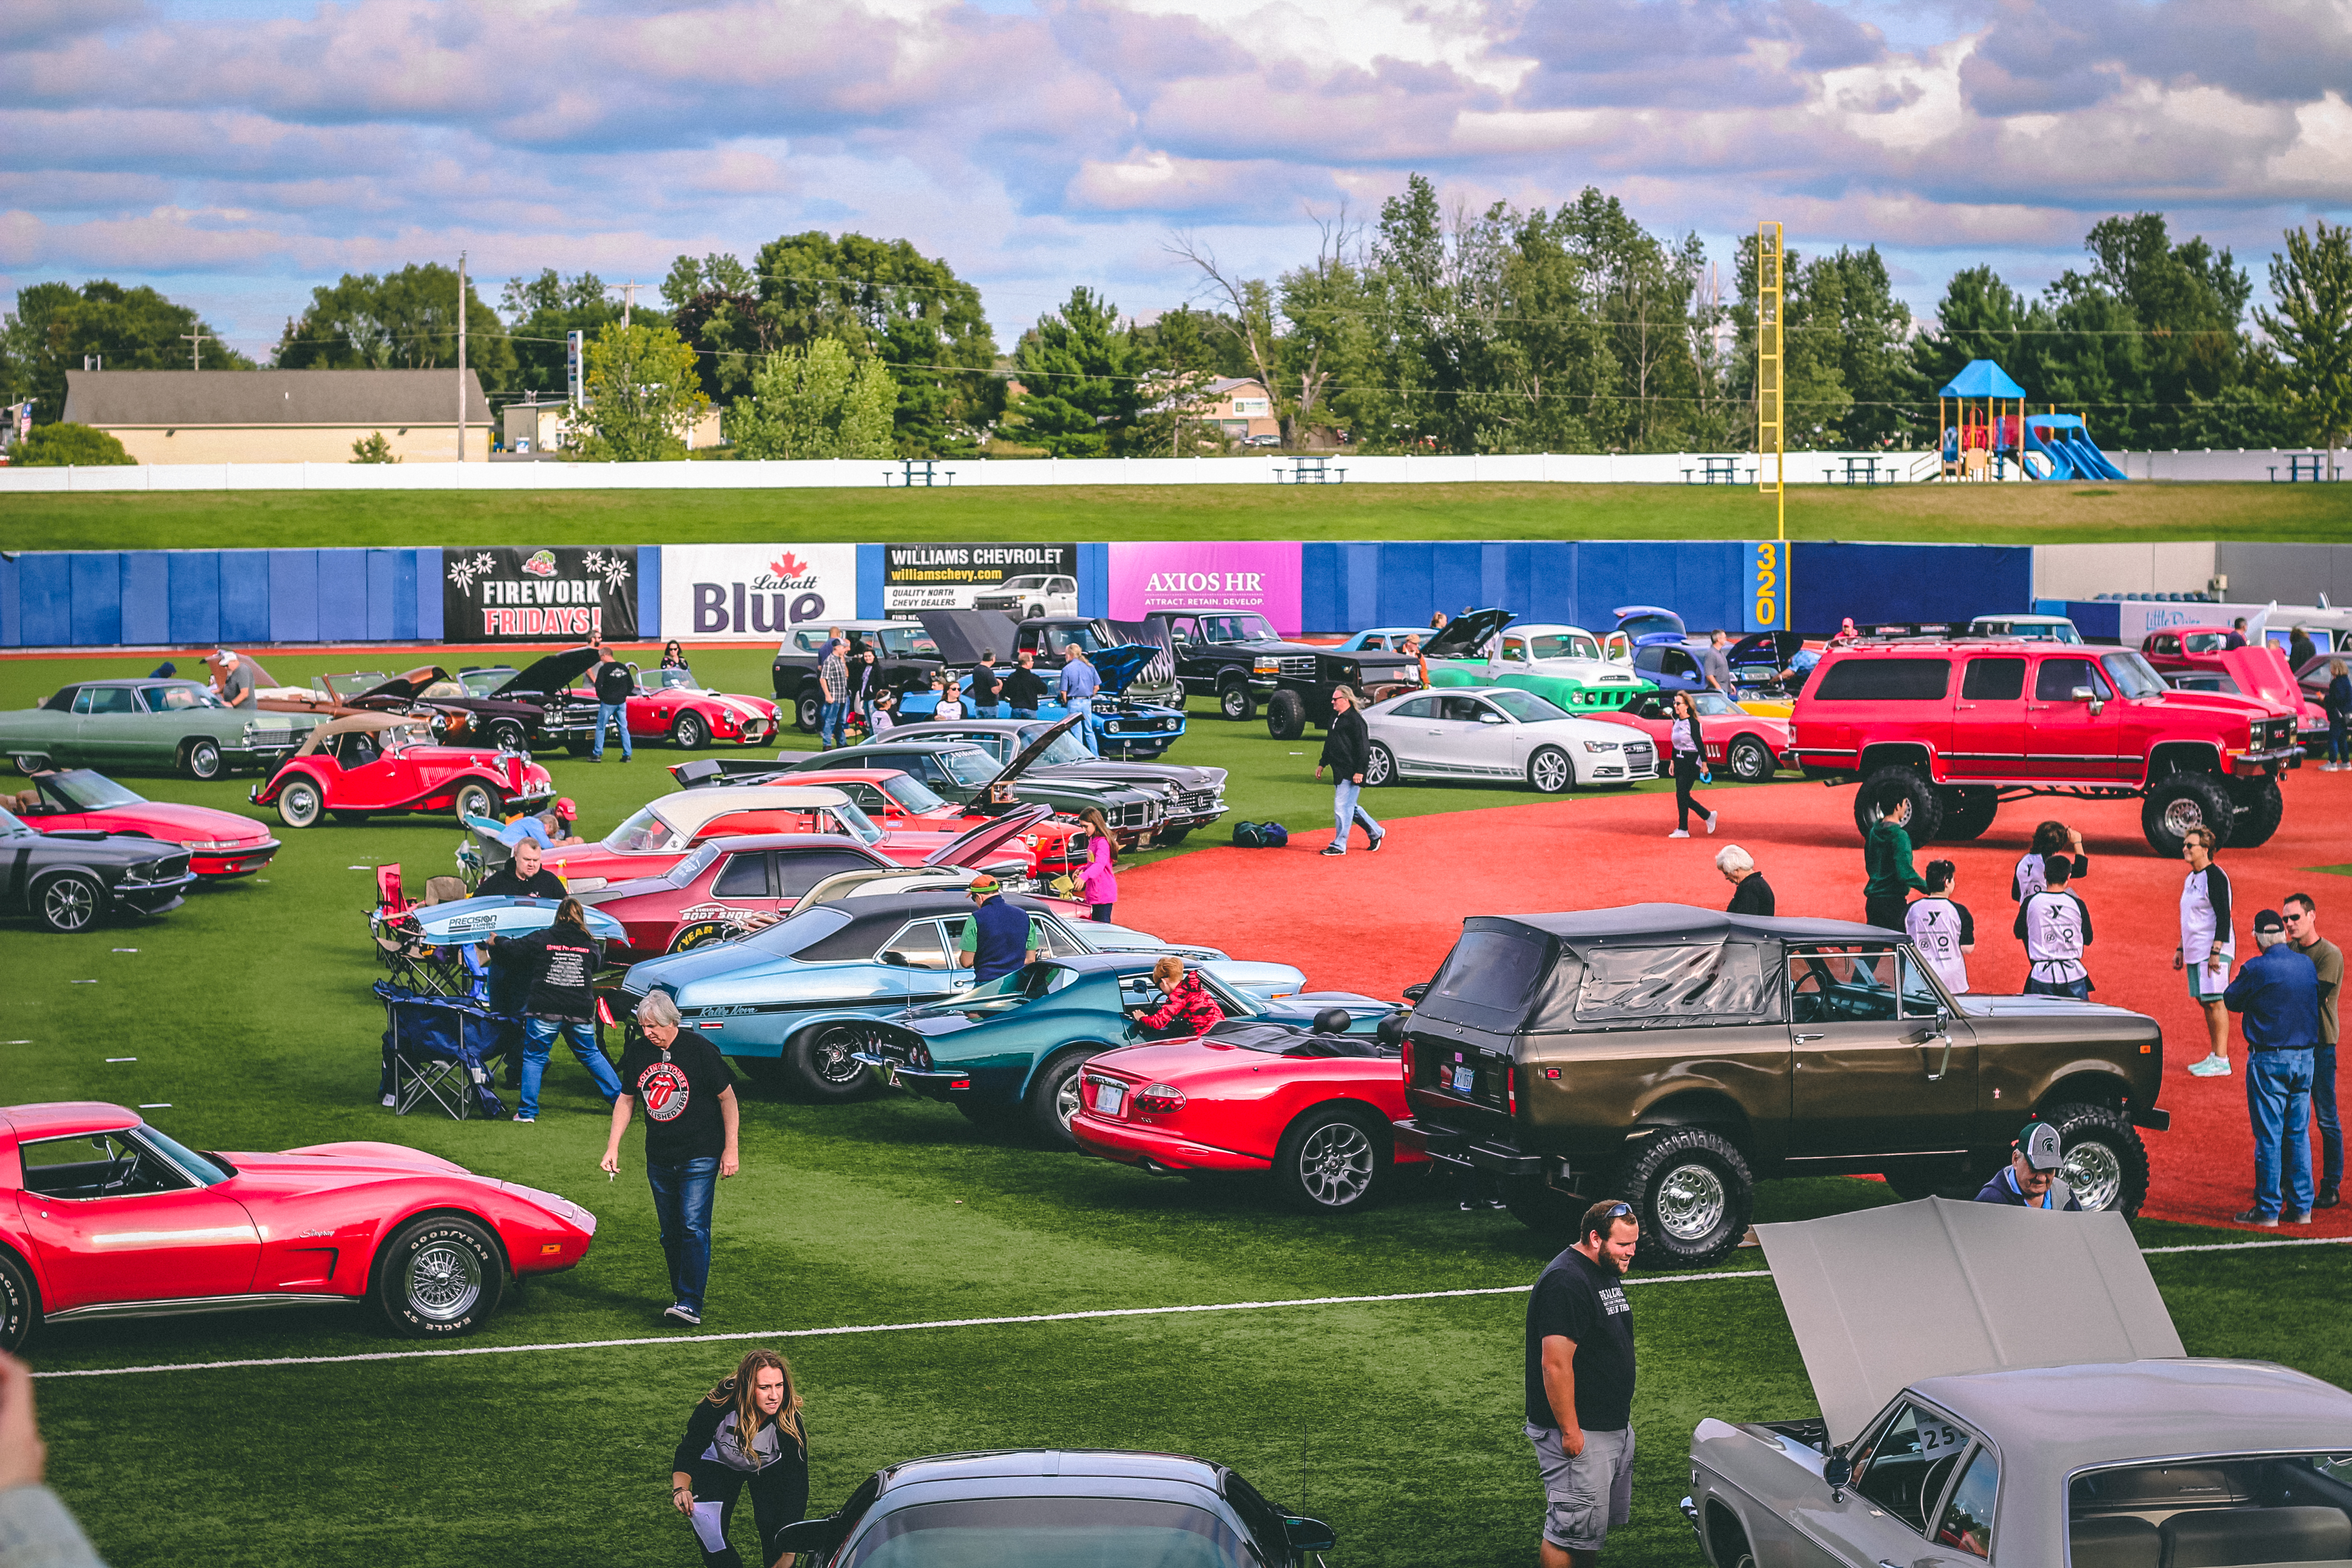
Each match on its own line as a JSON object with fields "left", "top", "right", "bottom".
{"left": 661, "top": 544, "right": 859, "bottom": 642}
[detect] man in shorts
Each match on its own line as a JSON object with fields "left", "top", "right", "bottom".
{"left": 2176, "top": 826, "right": 2236, "bottom": 1076}
{"left": 1524, "top": 1200, "right": 1640, "bottom": 1566}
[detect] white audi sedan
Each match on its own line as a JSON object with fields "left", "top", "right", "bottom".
{"left": 1360, "top": 686, "right": 1659, "bottom": 793}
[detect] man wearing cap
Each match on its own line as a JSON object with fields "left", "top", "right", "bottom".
{"left": 496, "top": 800, "right": 584, "bottom": 850}
{"left": 1974, "top": 1121, "right": 2082, "bottom": 1210}
{"left": 213, "top": 649, "right": 256, "bottom": 710}
{"left": 954, "top": 877, "right": 1039, "bottom": 986}
{"left": 2225, "top": 909, "right": 2322, "bottom": 1225}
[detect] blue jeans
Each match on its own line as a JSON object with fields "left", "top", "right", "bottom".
{"left": 2332, "top": 713, "right": 2348, "bottom": 765}
{"left": 2248, "top": 1048, "right": 2317, "bottom": 1217}
{"left": 646, "top": 1155, "right": 720, "bottom": 1314}
{"left": 1010, "top": 708, "right": 1037, "bottom": 720}
{"left": 818, "top": 699, "right": 846, "bottom": 749}
{"left": 1332, "top": 778, "right": 1381, "bottom": 851}
{"left": 519, "top": 1017, "right": 621, "bottom": 1119}
{"left": 1064, "top": 696, "right": 1098, "bottom": 755}
{"left": 2318, "top": 1045, "right": 2343, "bottom": 1193}
{"left": 592, "top": 702, "right": 632, "bottom": 759}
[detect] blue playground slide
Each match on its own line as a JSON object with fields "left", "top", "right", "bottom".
{"left": 2021, "top": 415, "right": 2128, "bottom": 482}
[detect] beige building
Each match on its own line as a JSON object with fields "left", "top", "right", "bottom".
{"left": 64, "top": 368, "right": 492, "bottom": 463}
{"left": 500, "top": 397, "right": 724, "bottom": 456}
{"left": 1204, "top": 377, "right": 1279, "bottom": 443}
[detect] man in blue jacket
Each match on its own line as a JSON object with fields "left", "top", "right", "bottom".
{"left": 956, "top": 877, "right": 1040, "bottom": 985}
{"left": 2225, "top": 909, "right": 2322, "bottom": 1225}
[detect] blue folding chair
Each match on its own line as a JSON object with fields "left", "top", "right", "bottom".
{"left": 374, "top": 982, "right": 511, "bottom": 1119}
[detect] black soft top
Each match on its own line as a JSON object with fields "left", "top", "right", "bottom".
{"left": 1486, "top": 903, "right": 1887, "bottom": 948}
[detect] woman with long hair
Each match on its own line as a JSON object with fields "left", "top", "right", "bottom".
{"left": 1665, "top": 688, "right": 1716, "bottom": 839}
{"left": 661, "top": 640, "right": 689, "bottom": 670}
{"left": 491, "top": 895, "right": 622, "bottom": 1123}
{"left": 671, "top": 1349, "right": 808, "bottom": 1568}
{"left": 1076, "top": 808, "right": 1119, "bottom": 922}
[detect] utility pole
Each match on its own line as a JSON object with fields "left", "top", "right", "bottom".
{"left": 619, "top": 281, "right": 640, "bottom": 328}
{"left": 457, "top": 250, "right": 469, "bottom": 463}
{"left": 179, "top": 330, "right": 212, "bottom": 369}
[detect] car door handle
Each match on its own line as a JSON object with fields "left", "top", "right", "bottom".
{"left": 1795, "top": 1032, "right": 1825, "bottom": 1042}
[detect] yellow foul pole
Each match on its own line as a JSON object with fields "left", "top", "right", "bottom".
{"left": 1756, "top": 221, "right": 1784, "bottom": 543}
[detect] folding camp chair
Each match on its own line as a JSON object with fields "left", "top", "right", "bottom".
{"left": 374, "top": 982, "right": 509, "bottom": 1119}
{"left": 368, "top": 876, "right": 476, "bottom": 998}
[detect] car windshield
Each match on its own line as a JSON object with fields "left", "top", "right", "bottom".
{"left": 737, "top": 905, "right": 854, "bottom": 958}
{"left": 0, "top": 807, "right": 33, "bottom": 838}
{"left": 649, "top": 667, "right": 698, "bottom": 690}
{"left": 829, "top": 800, "right": 884, "bottom": 846}
{"left": 43, "top": 770, "right": 146, "bottom": 809}
{"left": 878, "top": 627, "right": 939, "bottom": 656}
{"left": 1049, "top": 626, "right": 1108, "bottom": 654}
{"left": 322, "top": 672, "right": 389, "bottom": 697}
{"left": 461, "top": 669, "right": 516, "bottom": 697}
{"left": 882, "top": 774, "right": 951, "bottom": 815}
{"left": 937, "top": 962, "right": 1078, "bottom": 1016}
{"left": 1029, "top": 730, "right": 1096, "bottom": 766}
{"left": 606, "top": 806, "right": 686, "bottom": 854}
{"left": 1528, "top": 632, "right": 1601, "bottom": 661}
{"left": 841, "top": 1496, "right": 1257, "bottom": 1568}
{"left": 1483, "top": 688, "right": 1571, "bottom": 723}
{"left": 933, "top": 749, "right": 1002, "bottom": 787}
{"left": 662, "top": 844, "right": 722, "bottom": 887}
{"left": 2101, "top": 652, "right": 2171, "bottom": 699}
{"left": 148, "top": 684, "right": 222, "bottom": 710}
{"left": 2183, "top": 631, "right": 2232, "bottom": 653}
{"left": 137, "top": 1123, "right": 233, "bottom": 1186}
{"left": 1691, "top": 691, "right": 1742, "bottom": 716}
{"left": 1618, "top": 612, "right": 1681, "bottom": 640}
{"left": 1214, "top": 615, "right": 1277, "bottom": 642}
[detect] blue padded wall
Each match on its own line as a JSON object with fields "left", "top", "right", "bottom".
{"left": 364, "top": 550, "right": 399, "bottom": 642}
{"left": 0, "top": 555, "right": 18, "bottom": 647}
{"left": 18, "top": 554, "right": 70, "bottom": 647}
{"left": 636, "top": 547, "right": 660, "bottom": 641}
{"left": 1788, "top": 543, "right": 2032, "bottom": 634}
{"left": 219, "top": 551, "right": 270, "bottom": 645}
{"left": 268, "top": 552, "right": 318, "bottom": 644}
{"left": 121, "top": 554, "right": 171, "bottom": 646}
{"left": 69, "top": 554, "right": 121, "bottom": 647}
{"left": 417, "top": 550, "right": 443, "bottom": 641}
{"left": 1078, "top": 543, "right": 1110, "bottom": 619}
{"left": 853, "top": 544, "right": 883, "bottom": 624}
{"left": 166, "top": 553, "right": 219, "bottom": 647}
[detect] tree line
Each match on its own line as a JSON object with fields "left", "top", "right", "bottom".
{"left": 4, "top": 182, "right": 2346, "bottom": 463}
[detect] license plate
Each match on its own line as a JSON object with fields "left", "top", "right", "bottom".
{"left": 882, "top": 1063, "right": 898, "bottom": 1086}
{"left": 1450, "top": 1065, "right": 1476, "bottom": 1095}
{"left": 1094, "top": 1081, "right": 1125, "bottom": 1115}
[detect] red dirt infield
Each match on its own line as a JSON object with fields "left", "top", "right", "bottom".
{"left": 1119, "top": 767, "right": 2352, "bottom": 1234}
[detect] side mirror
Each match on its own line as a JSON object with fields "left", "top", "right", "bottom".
{"left": 1284, "top": 1516, "right": 1338, "bottom": 1554}
{"left": 2069, "top": 685, "right": 2095, "bottom": 702}
{"left": 1823, "top": 1450, "right": 1853, "bottom": 1501}
{"left": 880, "top": 951, "right": 910, "bottom": 967}
{"left": 1401, "top": 981, "right": 1431, "bottom": 1004}
{"left": 773, "top": 1516, "right": 850, "bottom": 1557}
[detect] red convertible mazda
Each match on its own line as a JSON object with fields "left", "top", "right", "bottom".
{"left": 250, "top": 713, "right": 554, "bottom": 829}
{"left": 8, "top": 769, "right": 279, "bottom": 878}
{"left": 0, "top": 1102, "right": 597, "bottom": 1349}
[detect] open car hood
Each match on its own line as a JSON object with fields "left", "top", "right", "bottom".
{"left": 1424, "top": 608, "right": 1515, "bottom": 660}
{"left": 1089, "top": 644, "right": 1168, "bottom": 696}
{"left": 980, "top": 711, "right": 1088, "bottom": 797}
{"left": 1727, "top": 632, "right": 1803, "bottom": 668}
{"left": 917, "top": 610, "right": 1023, "bottom": 667}
{"left": 1612, "top": 604, "right": 1686, "bottom": 637}
{"left": 493, "top": 647, "right": 602, "bottom": 698}
{"left": 921, "top": 800, "right": 1054, "bottom": 868}
{"left": 356, "top": 666, "right": 454, "bottom": 703}
{"left": 2218, "top": 645, "right": 2305, "bottom": 716}
{"left": 1754, "top": 1197, "right": 2182, "bottom": 1446}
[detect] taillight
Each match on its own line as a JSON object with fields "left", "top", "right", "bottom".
{"left": 911, "top": 1043, "right": 932, "bottom": 1071}
{"left": 1401, "top": 1035, "right": 1415, "bottom": 1083}
{"left": 1507, "top": 1064, "right": 1518, "bottom": 1118}
{"left": 1136, "top": 1083, "right": 1185, "bottom": 1114}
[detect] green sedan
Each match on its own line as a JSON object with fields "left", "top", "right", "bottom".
{"left": 0, "top": 680, "right": 320, "bottom": 780}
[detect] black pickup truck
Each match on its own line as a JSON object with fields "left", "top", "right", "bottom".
{"left": 1142, "top": 609, "right": 1423, "bottom": 737}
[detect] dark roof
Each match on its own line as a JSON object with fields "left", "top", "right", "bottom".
{"left": 1482, "top": 903, "right": 1893, "bottom": 947}
{"left": 64, "top": 369, "right": 490, "bottom": 428}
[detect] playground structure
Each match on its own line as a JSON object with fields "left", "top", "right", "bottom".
{"left": 1937, "top": 358, "right": 2128, "bottom": 483}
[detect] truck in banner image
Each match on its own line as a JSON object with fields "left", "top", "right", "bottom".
{"left": 662, "top": 545, "right": 860, "bottom": 643}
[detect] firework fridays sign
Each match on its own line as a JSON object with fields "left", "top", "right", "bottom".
{"left": 443, "top": 548, "right": 639, "bottom": 643}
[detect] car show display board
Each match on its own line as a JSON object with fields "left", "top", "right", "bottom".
{"left": 882, "top": 544, "right": 1076, "bottom": 612}
{"left": 659, "top": 544, "right": 857, "bottom": 642}
{"left": 441, "top": 547, "right": 639, "bottom": 644}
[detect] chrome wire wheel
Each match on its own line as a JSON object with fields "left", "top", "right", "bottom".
{"left": 1654, "top": 1161, "right": 1728, "bottom": 1241}
{"left": 2063, "top": 1138, "right": 2126, "bottom": 1211}
{"left": 406, "top": 1241, "right": 484, "bottom": 1322}
{"left": 1295, "top": 1120, "right": 1377, "bottom": 1208}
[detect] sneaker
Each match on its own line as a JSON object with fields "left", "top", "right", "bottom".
{"left": 1668, "top": 828, "right": 1690, "bottom": 838}
{"left": 1319, "top": 845, "right": 1346, "bottom": 857}
{"left": 663, "top": 1303, "right": 701, "bottom": 1326}
{"left": 2231, "top": 1209, "right": 2281, "bottom": 1226}
{"left": 2186, "top": 1054, "right": 2233, "bottom": 1077}
{"left": 1487, "top": 1197, "right": 1509, "bottom": 1210}
{"left": 2284, "top": 1208, "right": 2315, "bottom": 1225}
{"left": 1458, "top": 1200, "right": 1476, "bottom": 1212}
{"left": 589, "top": 755, "right": 603, "bottom": 764}
{"left": 1367, "top": 834, "right": 1385, "bottom": 854}
{"left": 1705, "top": 812, "right": 1719, "bottom": 836}
{"left": 513, "top": 1114, "right": 535, "bottom": 1124}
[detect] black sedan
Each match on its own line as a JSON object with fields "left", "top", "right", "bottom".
{"left": 777, "top": 1449, "right": 1335, "bottom": 1567}
{"left": 887, "top": 718, "right": 1227, "bottom": 838}
{"left": 0, "top": 806, "right": 197, "bottom": 932}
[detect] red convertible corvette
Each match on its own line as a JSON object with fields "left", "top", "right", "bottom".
{"left": 0, "top": 1102, "right": 596, "bottom": 1348}
{"left": 250, "top": 713, "right": 554, "bottom": 829}
{"left": 9, "top": 769, "right": 279, "bottom": 878}
{"left": 562, "top": 663, "right": 779, "bottom": 750}
{"left": 1071, "top": 1015, "right": 1420, "bottom": 1214}
{"left": 1595, "top": 689, "right": 1793, "bottom": 782}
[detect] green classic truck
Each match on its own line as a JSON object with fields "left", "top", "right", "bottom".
{"left": 1422, "top": 609, "right": 1655, "bottom": 712}
{"left": 0, "top": 679, "right": 320, "bottom": 779}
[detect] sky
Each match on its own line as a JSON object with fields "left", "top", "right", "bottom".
{"left": 6, "top": 0, "right": 2350, "bottom": 359}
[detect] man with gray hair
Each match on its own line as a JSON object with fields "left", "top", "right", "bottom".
{"left": 1716, "top": 845, "right": 1773, "bottom": 916}
{"left": 602, "top": 990, "right": 741, "bottom": 1326}
{"left": 212, "top": 648, "right": 256, "bottom": 710}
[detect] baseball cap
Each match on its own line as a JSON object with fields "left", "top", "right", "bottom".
{"left": 554, "top": 797, "right": 577, "bottom": 820}
{"left": 966, "top": 875, "right": 1000, "bottom": 897}
{"left": 2016, "top": 1120, "right": 2064, "bottom": 1172}
{"left": 2254, "top": 908, "right": 2286, "bottom": 934}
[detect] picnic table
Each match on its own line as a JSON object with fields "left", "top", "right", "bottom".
{"left": 2270, "top": 456, "right": 2328, "bottom": 482}
{"left": 1276, "top": 454, "right": 1346, "bottom": 484}
{"left": 883, "top": 458, "right": 955, "bottom": 487}
{"left": 1825, "top": 455, "right": 1893, "bottom": 486}
{"left": 1682, "top": 456, "right": 1754, "bottom": 485}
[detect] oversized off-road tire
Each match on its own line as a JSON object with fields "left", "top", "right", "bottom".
{"left": 2141, "top": 771, "right": 2235, "bottom": 858}
{"left": 1363, "top": 742, "right": 1397, "bottom": 787}
{"left": 1273, "top": 1106, "right": 1387, "bottom": 1214}
{"left": 275, "top": 777, "right": 323, "bottom": 829}
{"left": 34, "top": 872, "right": 105, "bottom": 934}
{"left": 671, "top": 711, "right": 710, "bottom": 750}
{"left": 784, "top": 1022, "right": 874, "bottom": 1102}
{"left": 0, "top": 1247, "right": 37, "bottom": 1354}
{"left": 1615, "top": 1127, "right": 1754, "bottom": 1269}
{"left": 1218, "top": 681, "right": 1254, "bottom": 722}
{"left": 2226, "top": 777, "right": 2283, "bottom": 848}
{"left": 1265, "top": 688, "right": 1307, "bottom": 740}
{"left": 2038, "top": 1100, "right": 2149, "bottom": 1215}
{"left": 1853, "top": 764, "right": 1942, "bottom": 843}
{"left": 486, "top": 718, "right": 529, "bottom": 754}
{"left": 1726, "top": 735, "right": 1773, "bottom": 783}
{"left": 1025, "top": 1046, "right": 1103, "bottom": 1148}
{"left": 795, "top": 691, "right": 822, "bottom": 733}
{"left": 1935, "top": 786, "right": 1999, "bottom": 841}
{"left": 452, "top": 781, "right": 502, "bottom": 823}
{"left": 668, "top": 919, "right": 744, "bottom": 954}
{"left": 1525, "top": 745, "right": 1574, "bottom": 794}
{"left": 1500, "top": 1175, "right": 1581, "bottom": 1235}
{"left": 181, "top": 737, "right": 224, "bottom": 780}
{"left": 374, "top": 1214, "right": 505, "bottom": 1338}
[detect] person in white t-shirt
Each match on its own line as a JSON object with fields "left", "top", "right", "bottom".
{"left": 933, "top": 679, "right": 965, "bottom": 721}
{"left": 2011, "top": 820, "right": 2089, "bottom": 906}
{"left": 2176, "top": 826, "right": 2236, "bottom": 1076}
{"left": 1906, "top": 860, "right": 1975, "bottom": 996}
{"left": 2015, "top": 853, "right": 2093, "bottom": 1000}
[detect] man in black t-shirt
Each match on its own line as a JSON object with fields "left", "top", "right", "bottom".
{"left": 1524, "top": 1200, "right": 1640, "bottom": 1567}
{"left": 479, "top": 838, "right": 567, "bottom": 901}
{"left": 602, "top": 990, "right": 740, "bottom": 1328}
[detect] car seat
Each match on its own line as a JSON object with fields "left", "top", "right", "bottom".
{"left": 2070, "top": 1516, "right": 2159, "bottom": 1568}
{"left": 2159, "top": 1506, "right": 2352, "bottom": 1568}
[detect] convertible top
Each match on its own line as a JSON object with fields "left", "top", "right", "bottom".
{"left": 1475, "top": 904, "right": 1893, "bottom": 950}
{"left": 295, "top": 712, "right": 431, "bottom": 754}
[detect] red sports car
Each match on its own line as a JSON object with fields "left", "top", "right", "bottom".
{"left": 250, "top": 714, "right": 554, "bottom": 829}
{"left": 787, "top": 767, "right": 1091, "bottom": 883}
{"left": 544, "top": 785, "right": 892, "bottom": 889}
{"left": 2137, "top": 633, "right": 2327, "bottom": 743}
{"left": 9, "top": 769, "right": 279, "bottom": 878}
{"left": 1071, "top": 1014, "right": 1421, "bottom": 1214}
{"left": 563, "top": 663, "right": 779, "bottom": 750}
{"left": 1595, "top": 689, "right": 1793, "bottom": 782}
{"left": 0, "top": 1101, "right": 596, "bottom": 1349}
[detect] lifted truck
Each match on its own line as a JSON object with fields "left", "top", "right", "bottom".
{"left": 1142, "top": 609, "right": 1423, "bottom": 738}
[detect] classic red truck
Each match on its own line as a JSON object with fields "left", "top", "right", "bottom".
{"left": 1790, "top": 638, "right": 2301, "bottom": 854}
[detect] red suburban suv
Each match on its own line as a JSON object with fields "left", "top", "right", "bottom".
{"left": 1791, "top": 639, "right": 2300, "bottom": 854}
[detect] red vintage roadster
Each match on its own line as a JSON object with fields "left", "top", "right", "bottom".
{"left": 9, "top": 769, "right": 279, "bottom": 878}
{"left": 0, "top": 1101, "right": 597, "bottom": 1348}
{"left": 250, "top": 714, "right": 554, "bottom": 829}
{"left": 562, "top": 662, "right": 779, "bottom": 750}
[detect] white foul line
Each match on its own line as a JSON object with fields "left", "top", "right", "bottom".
{"left": 29, "top": 1235, "right": 2347, "bottom": 1381}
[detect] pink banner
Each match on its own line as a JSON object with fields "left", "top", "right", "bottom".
{"left": 1107, "top": 542, "right": 1303, "bottom": 635}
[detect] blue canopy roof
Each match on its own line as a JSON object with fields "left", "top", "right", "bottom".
{"left": 1939, "top": 360, "right": 2028, "bottom": 399}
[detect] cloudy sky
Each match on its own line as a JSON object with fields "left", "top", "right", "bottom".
{"left": 7, "top": 0, "right": 2349, "bottom": 357}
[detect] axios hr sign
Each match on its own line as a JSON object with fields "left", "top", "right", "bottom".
{"left": 662, "top": 544, "right": 858, "bottom": 642}
{"left": 1108, "top": 542, "right": 1302, "bottom": 635}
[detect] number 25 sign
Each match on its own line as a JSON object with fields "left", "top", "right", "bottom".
{"left": 1746, "top": 542, "right": 1790, "bottom": 632}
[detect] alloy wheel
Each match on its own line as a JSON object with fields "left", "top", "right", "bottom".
{"left": 42, "top": 877, "right": 98, "bottom": 931}
{"left": 1054, "top": 1073, "right": 1084, "bottom": 1130}
{"left": 1529, "top": 748, "right": 1571, "bottom": 792}
{"left": 1295, "top": 1121, "right": 1377, "bottom": 1208}
{"left": 1653, "top": 1161, "right": 1728, "bottom": 1241}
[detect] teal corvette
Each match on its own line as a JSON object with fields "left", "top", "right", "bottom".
{"left": 850, "top": 954, "right": 1393, "bottom": 1147}
{"left": 1, "top": 679, "right": 318, "bottom": 779}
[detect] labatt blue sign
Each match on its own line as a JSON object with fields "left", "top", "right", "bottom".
{"left": 662, "top": 544, "right": 858, "bottom": 641}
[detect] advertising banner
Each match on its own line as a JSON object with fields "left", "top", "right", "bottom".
{"left": 442, "top": 547, "right": 637, "bottom": 643}
{"left": 882, "top": 544, "right": 1076, "bottom": 612}
{"left": 1744, "top": 540, "right": 1790, "bottom": 633}
{"left": 661, "top": 544, "right": 859, "bottom": 642}
{"left": 1107, "top": 541, "right": 1303, "bottom": 634}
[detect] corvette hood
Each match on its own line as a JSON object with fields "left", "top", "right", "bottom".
{"left": 1754, "top": 1197, "right": 2183, "bottom": 1445}
{"left": 493, "top": 647, "right": 602, "bottom": 698}
{"left": 239, "top": 1142, "right": 477, "bottom": 1180}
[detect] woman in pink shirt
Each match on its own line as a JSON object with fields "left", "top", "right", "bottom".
{"left": 1077, "top": 808, "right": 1120, "bottom": 922}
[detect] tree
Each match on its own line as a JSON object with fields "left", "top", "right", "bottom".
{"left": 1007, "top": 288, "right": 1138, "bottom": 457}
{"left": 1129, "top": 306, "right": 1229, "bottom": 456}
{"left": 572, "top": 322, "right": 709, "bottom": 462}
{"left": 726, "top": 337, "right": 895, "bottom": 459}
{"left": 1801, "top": 247, "right": 1925, "bottom": 448}
{"left": 663, "top": 254, "right": 766, "bottom": 407}
{"left": 9, "top": 280, "right": 253, "bottom": 423}
{"left": 500, "top": 271, "right": 640, "bottom": 404}
{"left": 350, "top": 431, "right": 400, "bottom": 464}
{"left": 277, "top": 264, "right": 515, "bottom": 395}
{"left": 14, "top": 422, "right": 134, "bottom": 465}
{"left": 2256, "top": 220, "right": 2352, "bottom": 477}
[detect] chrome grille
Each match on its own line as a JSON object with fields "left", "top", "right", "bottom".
{"left": 1172, "top": 789, "right": 1223, "bottom": 815}
{"left": 1277, "top": 657, "right": 1316, "bottom": 677}
{"left": 1624, "top": 741, "right": 1656, "bottom": 775}
{"left": 1110, "top": 801, "right": 1162, "bottom": 828}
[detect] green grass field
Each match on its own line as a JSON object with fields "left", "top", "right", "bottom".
{"left": 5, "top": 648, "right": 2350, "bottom": 1568}
{"left": 5, "top": 477, "right": 2352, "bottom": 552}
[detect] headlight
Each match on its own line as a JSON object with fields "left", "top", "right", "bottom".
{"left": 1582, "top": 740, "right": 1621, "bottom": 752}
{"left": 1254, "top": 657, "right": 1280, "bottom": 675}
{"left": 120, "top": 861, "right": 163, "bottom": 884}
{"left": 181, "top": 839, "right": 250, "bottom": 851}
